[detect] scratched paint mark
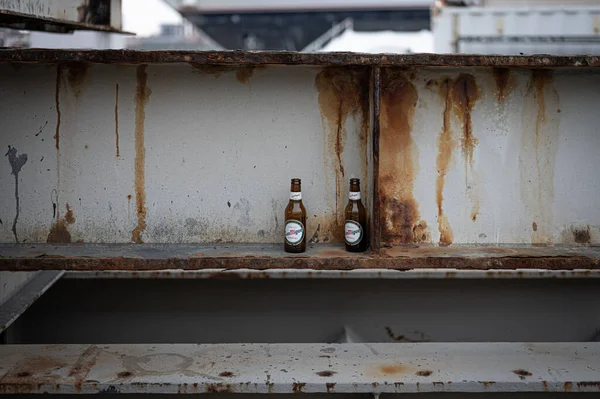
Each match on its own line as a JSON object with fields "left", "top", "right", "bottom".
{"left": 54, "top": 65, "right": 62, "bottom": 151}
{"left": 55, "top": 65, "right": 63, "bottom": 218}
{"left": 520, "top": 70, "right": 560, "bottom": 245}
{"left": 379, "top": 69, "right": 421, "bottom": 245}
{"left": 435, "top": 79, "right": 455, "bottom": 246}
{"left": 35, "top": 121, "right": 48, "bottom": 137}
{"left": 115, "top": 83, "right": 120, "bottom": 157}
{"left": 51, "top": 189, "right": 58, "bottom": 219}
{"left": 315, "top": 67, "right": 369, "bottom": 242}
{"left": 132, "top": 65, "right": 151, "bottom": 243}
{"left": 5, "top": 146, "right": 28, "bottom": 243}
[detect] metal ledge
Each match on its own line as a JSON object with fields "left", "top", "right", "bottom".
{"left": 0, "top": 10, "right": 129, "bottom": 34}
{"left": 2, "top": 244, "right": 600, "bottom": 272}
{"left": 64, "top": 268, "right": 600, "bottom": 279}
{"left": 1, "top": 49, "right": 599, "bottom": 67}
{"left": 0, "top": 343, "right": 599, "bottom": 394}
{"left": 1, "top": 244, "right": 599, "bottom": 272}
{"left": 0, "top": 271, "right": 64, "bottom": 333}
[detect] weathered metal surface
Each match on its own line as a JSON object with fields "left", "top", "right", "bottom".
{"left": 1, "top": 51, "right": 599, "bottom": 250}
{"left": 64, "top": 268, "right": 600, "bottom": 279}
{"left": 0, "top": 0, "right": 123, "bottom": 33}
{"left": 0, "top": 272, "right": 36, "bottom": 306}
{"left": 0, "top": 244, "right": 599, "bottom": 271}
{"left": 0, "top": 63, "right": 370, "bottom": 245}
{"left": 1, "top": 50, "right": 600, "bottom": 67}
{"left": 0, "top": 271, "right": 63, "bottom": 333}
{"left": 0, "top": 343, "right": 599, "bottom": 393}
{"left": 378, "top": 67, "right": 600, "bottom": 246}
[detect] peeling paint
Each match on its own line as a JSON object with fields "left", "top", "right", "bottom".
{"left": 132, "top": 65, "right": 151, "bottom": 244}
{"left": 5, "top": 146, "right": 28, "bottom": 243}
{"left": 379, "top": 69, "right": 420, "bottom": 246}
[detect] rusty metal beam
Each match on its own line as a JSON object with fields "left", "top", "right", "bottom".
{"left": 64, "top": 268, "right": 600, "bottom": 280}
{"left": 1, "top": 343, "right": 599, "bottom": 394}
{"left": 0, "top": 244, "right": 599, "bottom": 271}
{"left": 1, "top": 49, "right": 600, "bottom": 67}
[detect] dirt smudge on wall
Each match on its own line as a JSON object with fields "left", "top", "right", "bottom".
{"left": 450, "top": 74, "right": 481, "bottom": 171}
{"left": 236, "top": 66, "right": 263, "bottom": 84}
{"left": 190, "top": 64, "right": 262, "bottom": 85}
{"left": 316, "top": 67, "right": 369, "bottom": 242}
{"left": 378, "top": 68, "right": 423, "bottom": 245}
{"left": 492, "top": 68, "right": 515, "bottom": 104}
{"left": 520, "top": 70, "right": 560, "bottom": 245}
{"left": 47, "top": 203, "right": 75, "bottom": 243}
{"left": 66, "top": 62, "right": 90, "bottom": 98}
{"left": 5, "top": 146, "right": 28, "bottom": 243}
{"left": 131, "top": 65, "right": 152, "bottom": 243}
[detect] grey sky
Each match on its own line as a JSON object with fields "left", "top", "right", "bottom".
{"left": 122, "top": 0, "right": 182, "bottom": 37}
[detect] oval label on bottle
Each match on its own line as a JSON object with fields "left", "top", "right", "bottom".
{"left": 349, "top": 191, "right": 361, "bottom": 200}
{"left": 345, "top": 221, "right": 363, "bottom": 246}
{"left": 285, "top": 220, "right": 305, "bottom": 245}
{"left": 290, "top": 192, "right": 302, "bottom": 200}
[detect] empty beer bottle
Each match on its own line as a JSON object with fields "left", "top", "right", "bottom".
{"left": 285, "top": 178, "right": 307, "bottom": 253}
{"left": 344, "top": 178, "right": 368, "bottom": 252}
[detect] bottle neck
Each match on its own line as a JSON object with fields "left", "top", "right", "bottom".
{"left": 290, "top": 184, "right": 302, "bottom": 201}
{"left": 349, "top": 184, "right": 361, "bottom": 201}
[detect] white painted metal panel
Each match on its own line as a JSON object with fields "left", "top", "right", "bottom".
{"left": 166, "top": 0, "right": 433, "bottom": 13}
{"left": 0, "top": 63, "right": 370, "bottom": 244}
{"left": 385, "top": 67, "right": 600, "bottom": 245}
{"left": 0, "top": 343, "right": 599, "bottom": 393}
{"left": 433, "top": 6, "right": 600, "bottom": 54}
{"left": 0, "top": 0, "right": 122, "bottom": 30}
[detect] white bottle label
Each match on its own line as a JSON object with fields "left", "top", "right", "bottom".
{"left": 285, "top": 220, "right": 305, "bottom": 245}
{"left": 345, "top": 221, "right": 363, "bottom": 245}
{"left": 290, "top": 192, "right": 302, "bottom": 200}
{"left": 349, "top": 191, "right": 361, "bottom": 200}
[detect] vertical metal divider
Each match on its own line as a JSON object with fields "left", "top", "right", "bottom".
{"left": 371, "top": 66, "right": 381, "bottom": 252}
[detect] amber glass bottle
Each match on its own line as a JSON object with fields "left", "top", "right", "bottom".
{"left": 344, "top": 178, "right": 368, "bottom": 252}
{"left": 284, "top": 178, "right": 307, "bottom": 253}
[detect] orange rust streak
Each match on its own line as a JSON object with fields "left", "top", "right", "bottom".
{"left": 450, "top": 74, "right": 480, "bottom": 172}
{"left": 315, "top": 68, "right": 367, "bottom": 242}
{"left": 379, "top": 69, "right": 421, "bottom": 245}
{"left": 115, "top": 83, "right": 120, "bottom": 157}
{"left": 379, "top": 364, "right": 409, "bottom": 375}
{"left": 436, "top": 79, "right": 455, "bottom": 246}
{"left": 132, "top": 65, "right": 151, "bottom": 244}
